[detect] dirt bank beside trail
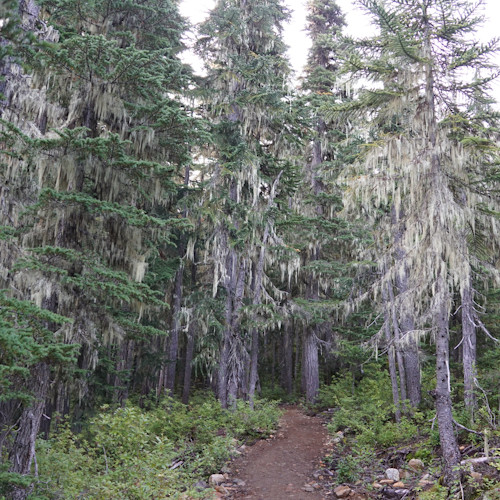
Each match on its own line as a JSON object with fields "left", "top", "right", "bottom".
{"left": 229, "top": 407, "right": 329, "bottom": 499}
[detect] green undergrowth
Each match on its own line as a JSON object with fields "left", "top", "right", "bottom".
{"left": 317, "top": 364, "right": 500, "bottom": 497}
{"left": 319, "top": 365, "right": 424, "bottom": 448}
{"left": 29, "top": 395, "right": 281, "bottom": 499}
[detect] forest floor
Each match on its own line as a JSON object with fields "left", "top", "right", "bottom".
{"left": 220, "top": 406, "right": 331, "bottom": 499}
{"left": 208, "top": 406, "right": 500, "bottom": 500}
{"left": 207, "top": 406, "right": 500, "bottom": 500}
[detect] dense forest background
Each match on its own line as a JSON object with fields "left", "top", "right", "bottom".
{"left": 1, "top": 0, "right": 500, "bottom": 498}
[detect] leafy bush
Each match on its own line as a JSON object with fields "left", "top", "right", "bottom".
{"left": 325, "top": 443, "right": 376, "bottom": 484}
{"left": 33, "top": 395, "right": 281, "bottom": 499}
{"left": 323, "top": 365, "right": 423, "bottom": 447}
{"left": 336, "top": 454, "right": 362, "bottom": 483}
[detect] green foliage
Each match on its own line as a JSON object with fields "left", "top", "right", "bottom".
{"left": 33, "top": 395, "right": 281, "bottom": 499}
{"left": 0, "top": 291, "right": 78, "bottom": 495}
{"left": 416, "top": 483, "right": 449, "bottom": 500}
{"left": 259, "top": 385, "right": 298, "bottom": 403}
{"left": 39, "top": 0, "right": 187, "bottom": 53}
{"left": 409, "top": 443, "right": 433, "bottom": 463}
{"left": 0, "top": 226, "right": 16, "bottom": 241}
{"left": 322, "top": 366, "right": 421, "bottom": 447}
{"left": 323, "top": 441, "right": 377, "bottom": 484}
{"left": 335, "top": 452, "right": 363, "bottom": 483}
{"left": 0, "top": 464, "right": 33, "bottom": 498}
{"left": 15, "top": 247, "right": 165, "bottom": 309}
{"left": 0, "top": 291, "right": 77, "bottom": 403}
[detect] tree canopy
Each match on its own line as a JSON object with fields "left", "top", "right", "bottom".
{"left": 1, "top": 0, "right": 500, "bottom": 496}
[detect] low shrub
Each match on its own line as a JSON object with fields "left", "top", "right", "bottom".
{"left": 33, "top": 395, "right": 281, "bottom": 499}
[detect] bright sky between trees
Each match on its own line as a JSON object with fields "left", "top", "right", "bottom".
{"left": 179, "top": 0, "right": 500, "bottom": 102}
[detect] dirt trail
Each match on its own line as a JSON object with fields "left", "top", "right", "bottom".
{"left": 229, "top": 407, "right": 328, "bottom": 499}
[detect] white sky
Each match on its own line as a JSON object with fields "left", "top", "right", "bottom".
{"left": 179, "top": 0, "right": 500, "bottom": 101}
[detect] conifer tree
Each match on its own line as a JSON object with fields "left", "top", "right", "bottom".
{"left": 0, "top": 0, "right": 193, "bottom": 494}
{"left": 196, "top": 0, "right": 297, "bottom": 407}
{"left": 292, "top": 0, "right": 349, "bottom": 402}
{"left": 331, "top": 0, "right": 500, "bottom": 483}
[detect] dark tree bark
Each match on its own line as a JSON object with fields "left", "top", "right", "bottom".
{"left": 383, "top": 282, "right": 401, "bottom": 422}
{"left": 39, "top": 377, "right": 69, "bottom": 438}
{"left": 248, "top": 227, "right": 268, "bottom": 407}
{"left": 156, "top": 337, "right": 169, "bottom": 396}
{"left": 218, "top": 245, "right": 246, "bottom": 408}
{"left": 434, "top": 280, "right": 461, "bottom": 484}
{"left": 461, "top": 284, "right": 477, "bottom": 420}
{"left": 182, "top": 323, "right": 196, "bottom": 405}
{"left": 391, "top": 206, "right": 421, "bottom": 407}
{"left": 280, "top": 322, "right": 294, "bottom": 395}
{"left": 115, "top": 339, "right": 135, "bottom": 405}
{"left": 165, "top": 165, "right": 190, "bottom": 394}
{"left": 299, "top": 116, "right": 325, "bottom": 405}
{"left": 302, "top": 248, "right": 321, "bottom": 404}
{"left": 403, "top": 340, "right": 421, "bottom": 407}
{"left": 8, "top": 363, "right": 50, "bottom": 500}
{"left": 217, "top": 246, "right": 235, "bottom": 409}
{"left": 182, "top": 259, "right": 197, "bottom": 405}
{"left": 387, "top": 284, "right": 408, "bottom": 406}
{"left": 302, "top": 264, "right": 320, "bottom": 403}
{"left": 303, "top": 328, "right": 319, "bottom": 403}
{"left": 7, "top": 284, "right": 61, "bottom": 499}
{"left": 424, "top": 21, "right": 460, "bottom": 481}
{"left": 294, "top": 325, "right": 300, "bottom": 390}
{"left": 227, "top": 258, "right": 246, "bottom": 405}
{"left": 165, "top": 265, "right": 183, "bottom": 393}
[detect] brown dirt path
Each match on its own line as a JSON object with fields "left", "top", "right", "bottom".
{"left": 228, "top": 407, "right": 329, "bottom": 499}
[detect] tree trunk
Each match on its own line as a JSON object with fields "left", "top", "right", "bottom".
{"left": 182, "top": 323, "right": 195, "bottom": 405}
{"left": 248, "top": 325, "right": 259, "bottom": 406}
{"left": 461, "top": 284, "right": 477, "bottom": 421}
{"left": 383, "top": 283, "right": 401, "bottom": 422}
{"left": 165, "top": 264, "right": 183, "bottom": 394}
{"left": 165, "top": 165, "right": 190, "bottom": 395}
{"left": 303, "top": 245, "right": 320, "bottom": 404}
{"left": 218, "top": 246, "right": 246, "bottom": 408}
{"left": 303, "top": 328, "right": 319, "bottom": 404}
{"left": 298, "top": 116, "right": 324, "bottom": 405}
{"left": 434, "top": 282, "right": 461, "bottom": 484}
{"left": 8, "top": 362, "right": 50, "bottom": 500}
{"left": 248, "top": 225, "right": 269, "bottom": 407}
{"left": 156, "top": 337, "right": 169, "bottom": 396}
{"left": 294, "top": 325, "right": 300, "bottom": 390}
{"left": 248, "top": 173, "right": 281, "bottom": 406}
{"left": 403, "top": 341, "right": 421, "bottom": 407}
{"left": 388, "top": 345, "right": 401, "bottom": 422}
{"left": 391, "top": 206, "right": 421, "bottom": 407}
{"left": 398, "top": 303, "right": 420, "bottom": 407}
{"left": 217, "top": 173, "right": 248, "bottom": 409}
{"left": 396, "top": 347, "right": 408, "bottom": 403}
{"left": 423, "top": 19, "right": 460, "bottom": 482}
{"left": 182, "top": 260, "right": 197, "bottom": 405}
{"left": 280, "top": 323, "right": 294, "bottom": 395}
{"left": 217, "top": 253, "right": 234, "bottom": 409}
{"left": 115, "top": 339, "right": 135, "bottom": 405}
{"left": 227, "top": 258, "right": 246, "bottom": 406}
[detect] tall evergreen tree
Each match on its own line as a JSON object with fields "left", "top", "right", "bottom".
{"left": 0, "top": 0, "right": 193, "bottom": 494}
{"left": 295, "top": 0, "right": 347, "bottom": 403}
{"left": 196, "top": 0, "right": 297, "bottom": 407}
{"left": 330, "top": 0, "right": 500, "bottom": 483}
